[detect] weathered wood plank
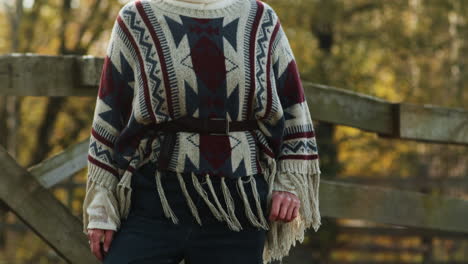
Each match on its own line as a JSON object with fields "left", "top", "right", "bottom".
{"left": 0, "top": 146, "right": 98, "bottom": 264}
{"left": 397, "top": 103, "right": 468, "bottom": 145}
{"left": 28, "top": 138, "right": 468, "bottom": 234}
{"left": 305, "top": 83, "right": 468, "bottom": 145}
{"left": 29, "top": 137, "right": 89, "bottom": 188}
{"left": 18, "top": 136, "right": 468, "bottom": 234}
{"left": 2, "top": 135, "right": 468, "bottom": 264}
{"left": 320, "top": 179, "right": 468, "bottom": 234}
{"left": 0, "top": 53, "right": 97, "bottom": 96}
{"left": 305, "top": 83, "right": 395, "bottom": 135}
{"left": 1, "top": 54, "right": 467, "bottom": 144}
{"left": 336, "top": 176, "right": 468, "bottom": 190}
{"left": 338, "top": 226, "right": 468, "bottom": 238}
{"left": 78, "top": 55, "right": 104, "bottom": 88}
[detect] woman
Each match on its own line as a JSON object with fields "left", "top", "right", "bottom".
{"left": 82, "top": 0, "right": 322, "bottom": 263}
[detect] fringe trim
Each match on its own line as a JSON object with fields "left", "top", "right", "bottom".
{"left": 262, "top": 158, "right": 322, "bottom": 264}
{"left": 191, "top": 172, "right": 224, "bottom": 221}
{"left": 220, "top": 177, "right": 243, "bottom": 230}
{"left": 116, "top": 155, "right": 143, "bottom": 222}
{"left": 176, "top": 172, "right": 202, "bottom": 225}
{"left": 147, "top": 170, "right": 272, "bottom": 233}
{"left": 236, "top": 176, "right": 265, "bottom": 229}
{"left": 116, "top": 170, "right": 132, "bottom": 219}
{"left": 86, "top": 155, "right": 321, "bottom": 264}
{"left": 250, "top": 176, "right": 270, "bottom": 230}
{"left": 155, "top": 169, "right": 179, "bottom": 224}
{"left": 205, "top": 174, "right": 242, "bottom": 231}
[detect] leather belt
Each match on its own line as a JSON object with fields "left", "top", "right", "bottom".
{"left": 149, "top": 116, "right": 259, "bottom": 135}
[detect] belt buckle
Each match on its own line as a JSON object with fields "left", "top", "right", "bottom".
{"left": 209, "top": 117, "right": 229, "bottom": 135}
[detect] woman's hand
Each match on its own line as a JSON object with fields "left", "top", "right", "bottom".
{"left": 87, "top": 228, "right": 115, "bottom": 261}
{"left": 268, "top": 191, "right": 300, "bottom": 222}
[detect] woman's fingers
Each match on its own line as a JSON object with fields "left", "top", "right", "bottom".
{"left": 103, "top": 230, "right": 115, "bottom": 253}
{"left": 278, "top": 195, "right": 292, "bottom": 220}
{"left": 268, "top": 192, "right": 282, "bottom": 221}
{"left": 88, "top": 229, "right": 104, "bottom": 261}
{"left": 269, "top": 191, "right": 301, "bottom": 222}
{"left": 284, "top": 199, "right": 297, "bottom": 222}
{"left": 292, "top": 205, "right": 299, "bottom": 219}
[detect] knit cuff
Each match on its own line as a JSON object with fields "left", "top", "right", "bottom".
{"left": 272, "top": 173, "right": 298, "bottom": 196}
{"left": 82, "top": 165, "right": 121, "bottom": 235}
{"left": 86, "top": 222, "right": 119, "bottom": 232}
{"left": 272, "top": 158, "right": 320, "bottom": 197}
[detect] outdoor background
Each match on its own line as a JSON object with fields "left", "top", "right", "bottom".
{"left": 0, "top": 0, "right": 467, "bottom": 263}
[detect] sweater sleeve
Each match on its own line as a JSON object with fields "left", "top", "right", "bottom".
{"left": 82, "top": 5, "right": 135, "bottom": 235}
{"left": 270, "top": 18, "right": 321, "bottom": 198}
{"left": 262, "top": 8, "right": 322, "bottom": 263}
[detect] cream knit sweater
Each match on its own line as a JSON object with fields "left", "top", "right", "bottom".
{"left": 82, "top": 0, "right": 322, "bottom": 263}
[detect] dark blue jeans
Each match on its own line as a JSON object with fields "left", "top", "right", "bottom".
{"left": 103, "top": 163, "right": 269, "bottom": 264}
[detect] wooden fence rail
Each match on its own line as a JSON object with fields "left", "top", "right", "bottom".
{"left": 2, "top": 141, "right": 468, "bottom": 263}
{"left": 1, "top": 53, "right": 467, "bottom": 145}
{"left": 0, "top": 145, "right": 98, "bottom": 264}
{"left": 0, "top": 53, "right": 467, "bottom": 263}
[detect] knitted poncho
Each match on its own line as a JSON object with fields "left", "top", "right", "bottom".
{"left": 82, "top": 0, "right": 322, "bottom": 263}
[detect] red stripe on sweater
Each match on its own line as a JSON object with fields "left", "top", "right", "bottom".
{"left": 246, "top": 1, "right": 264, "bottom": 119}
{"left": 91, "top": 128, "right": 114, "bottom": 148}
{"left": 88, "top": 155, "right": 119, "bottom": 177}
{"left": 285, "top": 59, "right": 306, "bottom": 104}
{"left": 257, "top": 141, "right": 275, "bottom": 158}
{"left": 279, "top": 154, "right": 319, "bottom": 160}
{"left": 283, "top": 131, "right": 315, "bottom": 141}
{"left": 136, "top": 0, "right": 175, "bottom": 119}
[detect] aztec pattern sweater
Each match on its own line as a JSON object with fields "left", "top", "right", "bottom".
{"left": 82, "top": 0, "right": 322, "bottom": 263}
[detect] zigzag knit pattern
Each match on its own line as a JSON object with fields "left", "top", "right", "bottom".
{"left": 82, "top": 1, "right": 322, "bottom": 263}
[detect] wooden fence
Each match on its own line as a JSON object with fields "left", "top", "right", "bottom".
{"left": 0, "top": 53, "right": 467, "bottom": 263}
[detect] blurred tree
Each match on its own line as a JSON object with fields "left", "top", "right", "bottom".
{"left": 0, "top": 0, "right": 467, "bottom": 262}
{"left": 0, "top": 1, "right": 126, "bottom": 263}
{"left": 267, "top": 0, "right": 468, "bottom": 262}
